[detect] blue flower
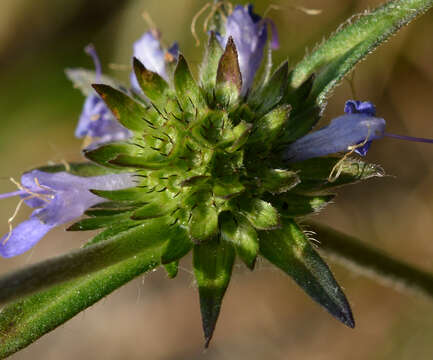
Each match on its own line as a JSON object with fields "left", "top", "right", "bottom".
{"left": 130, "top": 31, "right": 179, "bottom": 94}
{"left": 283, "top": 100, "right": 386, "bottom": 162}
{"left": 76, "top": 45, "right": 130, "bottom": 147}
{"left": 219, "top": 5, "right": 279, "bottom": 94}
{"left": 0, "top": 171, "right": 135, "bottom": 258}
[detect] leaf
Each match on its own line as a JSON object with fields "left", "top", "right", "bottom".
{"left": 67, "top": 212, "right": 137, "bottom": 231}
{"left": 0, "top": 245, "right": 163, "bottom": 359}
{"left": 65, "top": 68, "right": 126, "bottom": 96}
{"left": 35, "top": 162, "right": 127, "bottom": 177}
{"left": 174, "top": 54, "right": 206, "bottom": 112}
{"left": 289, "top": 0, "right": 433, "bottom": 105}
{"left": 193, "top": 238, "right": 235, "bottom": 347}
{"left": 259, "top": 218, "right": 355, "bottom": 328}
{"left": 220, "top": 212, "right": 259, "bottom": 270}
{"left": 92, "top": 84, "right": 148, "bottom": 132}
{"left": 84, "top": 142, "right": 140, "bottom": 168}
{"left": 189, "top": 202, "right": 219, "bottom": 242}
{"left": 133, "top": 57, "right": 172, "bottom": 108}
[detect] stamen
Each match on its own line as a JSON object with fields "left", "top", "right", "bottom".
{"left": 385, "top": 133, "right": 433, "bottom": 144}
{"left": 84, "top": 44, "right": 102, "bottom": 82}
{"left": 203, "top": 2, "right": 227, "bottom": 34}
{"left": 10, "top": 177, "right": 52, "bottom": 202}
{"left": 142, "top": 11, "right": 157, "bottom": 33}
{"left": 264, "top": 4, "right": 322, "bottom": 18}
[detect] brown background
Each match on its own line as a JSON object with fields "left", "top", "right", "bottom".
{"left": 0, "top": 0, "right": 432, "bottom": 359}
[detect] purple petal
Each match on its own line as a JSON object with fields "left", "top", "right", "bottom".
{"left": 0, "top": 216, "right": 55, "bottom": 258}
{"left": 75, "top": 94, "right": 130, "bottom": 145}
{"left": 220, "top": 5, "right": 268, "bottom": 94}
{"left": 344, "top": 100, "right": 376, "bottom": 117}
{"left": 131, "top": 31, "right": 168, "bottom": 94}
{"left": 283, "top": 114, "right": 386, "bottom": 162}
{"left": 84, "top": 44, "right": 102, "bottom": 81}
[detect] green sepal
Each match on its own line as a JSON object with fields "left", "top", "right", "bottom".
{"left": 90, "top": 187, "right": 150, "bottom": 202}
{"left": 220, "top": 212, "right": 259, "bottom": 270}
{"left": 164, "top": 261, "right": 179, "bottom": 279}
{"left": 200, "top": 31, "right": 224, "bottom": 102}
{"left": 133, "top": 57, "right": 172, "bottom": 108}
{"left": 215, "top": 37, "right": 242, "bottom": 108}
{"left": 235, "top": 197, "right": 280, "bottom": 230}
{"left": 271, "top": 193, "right": 335, "bottom": 217}
{"left": 174, "top": 54, "right": 205, "bottom": 113}
{"left": 248, "top": 105, "right": 290, "bottom": 153}
{"left": 92, "top": 84, "right": 147, "bottom": 132}
{"left": 108, "top": 153, "right": 170, "bottom": 170}
{"left": 189, "top": 201, "right": 219, "bottom": 242}
{"left": 248, "top": 61, "right": 289, "bottom": 116}
{"left": 258, "top": 168, "right": 300, "bottom": 194}
{"left": 259, "top": 218, "right": 355, "bottom": 328}
{"left": 290, "top": 157, "right": 385, "bottom": 192}
{"left": 193, "top": 237, "right": 235, "bottom": 347}
{"left": 131, "top": 192, "right": 178, "bottom": 220}
{"left": 84, "top": 142, "right": 139, "bottom": 168}
{"left": 67, "top": 212, "right": 137, "bottom": 231}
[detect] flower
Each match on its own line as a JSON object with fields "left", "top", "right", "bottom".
{"left": 76, "top": 45, "right": 130, "bottom": 147}
{"left": 0, "top": 171, "right": 135, "bottom": 258}
{"left": 130, "top": 31, "right": 179, "bottom": 94}
{"left": 283, "top": 101, "right": 386, "bottom": 162}
{"left": 218, "top": 5, "right": 279, "bottom": 94}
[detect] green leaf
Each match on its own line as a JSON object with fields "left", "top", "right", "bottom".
{"left": 236, "top": 197, "right": 280, "bottom": 230}
{"left": 67, "top": 212, "right": 137, "bottom": 231}
{"left": 174, "top": 54, "right": 206, "bottom": 113}
{"left": 224, "top": 120, "right": 253, "bottom": 153}
{"left": 193, "top": 238, "right": 235, "bottom": 347}
{"left": 161, "top": 232, "right": 193, "bottom": 265}
{"left": 0, "top": 246, "right": 163, "bottom": 358}
{"left": 92, "top": 84, "right": 148, "bottom": 132}
{"left": 284, "top": 73, "right": 315, "bottom": 111}
{"left": 200, "top": 31, "right": 224, "bottom": 101}
{"left": 220, "top": 212, "right": 258, "bottom": 270}
{"left": 290, "top": 157, "right": 385, "bottom": 191}
{"left": 0, "top": 217, "right": 186, "bottom": 304}
{"left": 249, "top": 61, "right": 289, "bottom": 116}
{"left": 289, "top": 0, "right": 433, "bottom": 105}
{"left": 259, "top": 218, "right": 354, "bottom": 328}
{"left": 215, "top": 37, "right": 242, "bottom": 107}
{"left": 133, "top": 57, "right": 172, "bottom": 108}
{"left": 213, "top": 177, "right": 245, "bottom": 199}
{"left": 65, "top": 68, "right": 126, "bottom": 96}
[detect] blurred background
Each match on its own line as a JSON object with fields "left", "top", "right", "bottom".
{"left": 0, "top": 0, "right": 432, "bottom": 358}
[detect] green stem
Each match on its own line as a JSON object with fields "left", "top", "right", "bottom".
{"left": 308, "top": 221, "right": 433, "bottom": 298}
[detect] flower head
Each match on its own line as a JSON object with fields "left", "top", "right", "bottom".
{"left": 219, "top": 5, "right": 278, "bottom": 94}
{"left": 0, "top": 171, "right": 135, "bottom": 258}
